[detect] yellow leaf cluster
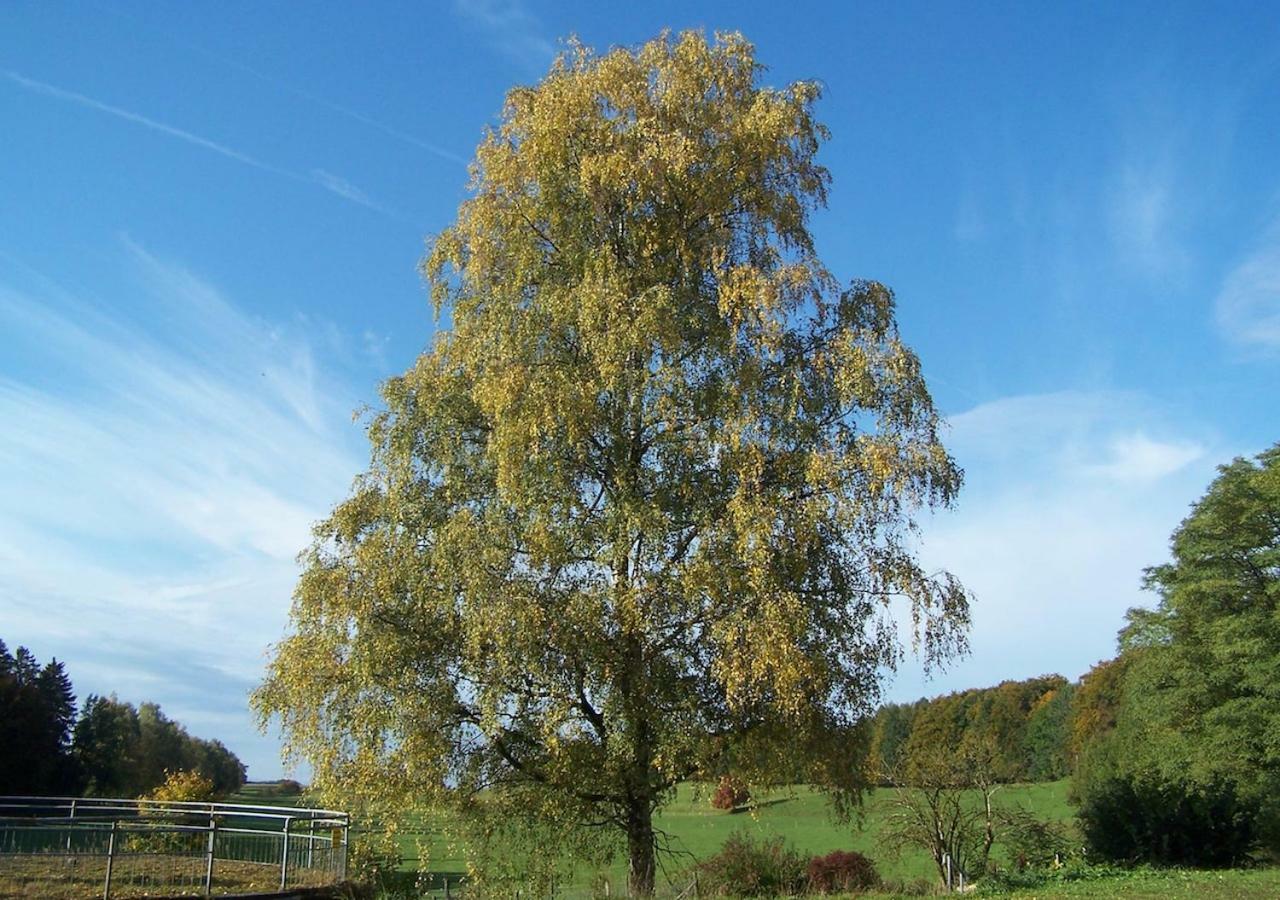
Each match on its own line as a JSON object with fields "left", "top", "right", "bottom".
{"left": 255, "top": 30, "right": 969, "bottom": 891}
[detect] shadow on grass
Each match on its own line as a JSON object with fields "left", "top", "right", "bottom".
{"left": 730, "top": 797, "right": 793, "bottom": 813}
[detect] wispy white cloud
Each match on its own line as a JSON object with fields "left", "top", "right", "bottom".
{"left": 0, "top": 242, "right": 373, "bottom": 776}
{"left": 1216, "top": 220, "right": 1280, "bottom": 350}
{"left": 6, "top": 70, "right": 395, "bottom": 218}
{"left": 1108, "top": 159, "right": 1188, "bottom": 280}
{"left": 1094, "top": 59, "right": 1238, "bottom": 287}
{"left": 453, "top": 0, "right": 556, "bottom": 72}
{"left": 362, "top": 329, "right": 392, "bottom": 371}
{"left": 1087, "top": 432, "right": 1204, "bottom": 483}
{"left": 888, "top": 389, "right": 1222, "bottom": 701}
{"left": 943, "top": 390, "right": 1208, "bottom": 485}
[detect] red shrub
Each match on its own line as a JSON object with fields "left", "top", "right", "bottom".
{"left": 806, "top": 850, "right": 880, "bottom": 894}
{"left": 710, "top": 775, "right": 751, "bottom": 810}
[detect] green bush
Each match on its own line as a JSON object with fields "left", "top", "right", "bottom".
{"left": 875, "top": 876, "right": 934, "bottom": 896}
{"left": 1077, "top": 771, "right": 1258, "bottom": 866}
{"left": 806, "top": 849, "right": 879, "bottom": 893}
{"left": 999, "top": 809, "right": 1076, "bottom": 871}
{"left": 978, "top": 860, "right": 1125, "bottom": 894}
{"left": 696, "top": 831, "right": 806, "bottom": 896}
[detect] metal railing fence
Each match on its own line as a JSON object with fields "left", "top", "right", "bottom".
{"left": 0, "top": 795, "right": 349, "bottom": 898}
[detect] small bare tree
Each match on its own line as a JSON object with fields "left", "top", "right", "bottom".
{"left": 878, "top": 738, "right": 1002, "bottom": 887}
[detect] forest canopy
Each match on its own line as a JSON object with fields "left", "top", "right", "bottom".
{"left": 0, "top": 638, "right": 246, "bottom": 798}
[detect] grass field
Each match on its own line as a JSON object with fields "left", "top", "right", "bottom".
{"left": 394, "top": 780, "right": 1077, "bottom": 894}
{"left": 227, "top": 783, "right": 308, "bottom": 807}
{"left": 222, "top": 781, "right": 1280, "bottom": 898}
{"left": 958, "top": 867, "right": 1280, "bottom": 898}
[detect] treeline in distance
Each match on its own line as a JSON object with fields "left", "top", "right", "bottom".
{"left": 0, "top": 638, "right": 246, "bottom": 798}
{"left": 868, "top": 444, "right": 1280, "bottom": 867}
{"left": 868, "top": 673, "right": 1077, "bottom": 786}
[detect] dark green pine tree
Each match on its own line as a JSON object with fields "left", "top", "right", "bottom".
{"left": 0, "top": 642, "right": 73, "bottom": 793}
{"left": 36, "top": 659, "right": 80, "bottom": 791}
{"left": 10, "top": 646, "right": 39, "bottom": 685}
{"left": 37, "top": 660, "right": 77, "bottom": 748}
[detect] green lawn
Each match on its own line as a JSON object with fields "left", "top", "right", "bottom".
{"left": 227, "top": 783, "right": 307, "bottom": 807}
{"left": 397, "top": 780, "right": 1078, "bottom": 893}
{"left": 962, "top": 866, "right": 1280, "bottom": 898}
{"left": 294, "top": 780, "right": 1280, "bottom": 898}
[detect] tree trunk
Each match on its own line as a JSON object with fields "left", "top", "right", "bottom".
{"left": 627, "top": 805, "right": 656, "bottom": 896}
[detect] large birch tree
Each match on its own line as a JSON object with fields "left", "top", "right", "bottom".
{"left": 255, "top": 31, "right": 969, "bottom": 895}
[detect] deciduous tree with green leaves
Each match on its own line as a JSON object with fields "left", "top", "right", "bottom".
{"left": 1073, "top": 443, "right": 1280, "bottom": 863}
{"left": 72, "top": 695, "right": 245, "bottom": 798}
{"left": 1127, "top": 443, "right": 1280, "bottom": 786}
{"left": 254, "top": 31, "right": 968, "bottom": 895}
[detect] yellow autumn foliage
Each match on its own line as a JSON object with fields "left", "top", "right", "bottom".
{"left": 255, "top": 30, "right": 968, "bottom": 896}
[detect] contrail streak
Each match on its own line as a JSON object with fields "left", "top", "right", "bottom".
{"left": 84, "top": 1, "right": 469, "bottom": 168}
{"left": 5, "top": 71, "right": 409, "bottom": 220}
{"left": 6, "top": 70, "right": 297, "bottom": 180}
{"left": 216, "top": 56, "right": 471, "bottom": 168}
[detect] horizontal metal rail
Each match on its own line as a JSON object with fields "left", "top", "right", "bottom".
{"left": 0, "top": 796, "right": 350, "bottom": 898}
{"left": 1, "top": 815, "right": 347, "bottom": 830}
{"left": 0, "top": 795, "right": 346, "bottom": 820}
{"left": 2, "top": 821, "right": 341, "bottom": 838}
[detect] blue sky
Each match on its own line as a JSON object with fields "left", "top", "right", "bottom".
{"left": 2, "top": 1, "right": 1277, "bottom": 779}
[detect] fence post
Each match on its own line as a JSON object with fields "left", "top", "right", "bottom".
{"left": 306, "top": 818, "right": 314, "bottom": 870}
{"left": 67, "top": 799, "right": 77, "bottom": 853}
{"left": 280, "top": 817, "right": 292, "bottom": 891}
{"left": 340, "top": 819, "right": 348, "bottom": 880}
{"left": 204, "top": 816, "right": 217, "bottom": 897}
{"left": 102, "top": 820, "right": 117, "bottom": 900}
